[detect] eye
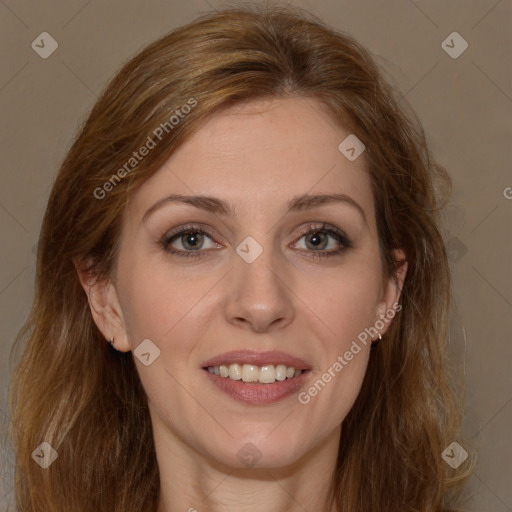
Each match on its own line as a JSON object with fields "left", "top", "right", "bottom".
{"left": 161, "top": 225, "right": 220, "bottom": 258}
{"left": 292, "top": 223, "right": 352, "bottom": 259}
{"left": 160, "top": 222, "right": 352, "bottom": 259}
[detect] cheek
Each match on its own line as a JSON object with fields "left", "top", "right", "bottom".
{"left": 293, "top": 257, "right": 381, "bottom": 420}
{"left": 116, "top": 257, "right": 212, "bottom": 349}
{"left": 301, "top": 259, "right": 383, "bottom": 349}
{"left": 115, "top": 261, "right": 213, "bottom": 419}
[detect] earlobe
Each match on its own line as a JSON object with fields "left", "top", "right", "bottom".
{"left": 74, "top": 259, "right": 131, "bottom": 352}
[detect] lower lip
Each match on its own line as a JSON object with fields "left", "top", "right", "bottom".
{"left": 202, "top": 369, "right": 310, "bottom": 405}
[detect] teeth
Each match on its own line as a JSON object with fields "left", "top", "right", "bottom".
{"left": 206, "top": 363, "right": 304, "bottom": 384}
{"left": 242, "top": 364, "right": 259, "bottom": 382}
{"left": 259, "top": 365, "right": 276, "bottom": 384}
{"left": 275, "top": 364, "right": 287, "bottom": 381}
{"left": 228, "top": 363, "right": 242, "bottom": 380}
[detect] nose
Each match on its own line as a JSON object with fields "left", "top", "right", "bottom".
{"left": 224, "top": 244, "right": 295, "bottom": 333}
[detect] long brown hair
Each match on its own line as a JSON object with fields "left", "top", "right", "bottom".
{"left": 8, "top": 5, "right": 474, "bottom": 511}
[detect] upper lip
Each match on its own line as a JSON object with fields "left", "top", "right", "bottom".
{"left": 202, "top": 350, "right": 311, "bottom": 370}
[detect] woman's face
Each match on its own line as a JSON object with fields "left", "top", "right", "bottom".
{"left": 96, "top": 97, "right": 404, "bottom": 469}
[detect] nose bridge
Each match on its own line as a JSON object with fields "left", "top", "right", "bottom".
{"left": 225, "top": 231, "right": 295, "bottom": 331}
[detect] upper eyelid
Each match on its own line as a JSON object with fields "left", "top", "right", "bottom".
{"left": 163, "top": 223, "right": 220, "bottom": 242}
{"left": 163, "top": 223, "right": 350, "bottom": 247}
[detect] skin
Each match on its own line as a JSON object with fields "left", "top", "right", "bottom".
{"left": 79, "top": 97, "right": 407, "bottom": 512}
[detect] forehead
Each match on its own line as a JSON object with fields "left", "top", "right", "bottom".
{"left": 127, "top": 97, "right": 374, "bottom": 224}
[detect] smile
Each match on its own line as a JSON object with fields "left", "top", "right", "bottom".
{"left": 206, "top": 363, "right": 303, "bottom": 384}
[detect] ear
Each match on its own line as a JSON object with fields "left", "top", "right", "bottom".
{"left": 75, "top": 258, "right": 131, "bottom": 352}
{"left": 374, "top": 248, "right": 408, "bottom": 337}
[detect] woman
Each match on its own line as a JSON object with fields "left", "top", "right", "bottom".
{"left": 8, "top": 5, "right": 473, "bottom": 511}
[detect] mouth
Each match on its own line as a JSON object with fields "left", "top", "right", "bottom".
{"left": 205, "top": 363, "right": 306, "bottom": 384}
{"left": 201, "top": 350, "right": 311, "bottom": 404}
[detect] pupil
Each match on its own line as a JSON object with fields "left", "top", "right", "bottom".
{"left": 308, "top": 232, "right": 325, "bottom": 248}
{"left": 185, "top": 232, "right": 201, "bottom": 248}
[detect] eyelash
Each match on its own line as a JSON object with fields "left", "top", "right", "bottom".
{"left": 160, "top": 222, "right": 352, "bottom": 260}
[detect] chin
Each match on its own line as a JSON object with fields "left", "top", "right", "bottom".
{"left": 203, "top": 428, "right": 313, "bottom": 471}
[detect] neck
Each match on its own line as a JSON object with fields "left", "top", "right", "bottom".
{"left": 153, "top": 418, "right": 341, "bottom": 512}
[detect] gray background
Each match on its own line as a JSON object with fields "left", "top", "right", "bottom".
{"left": 0, "top": 0, "right": 510, "bottom": 510}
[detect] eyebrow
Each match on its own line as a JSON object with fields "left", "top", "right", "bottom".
{"left": 142, "top": 192, "right": 368, "bottom": 225}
